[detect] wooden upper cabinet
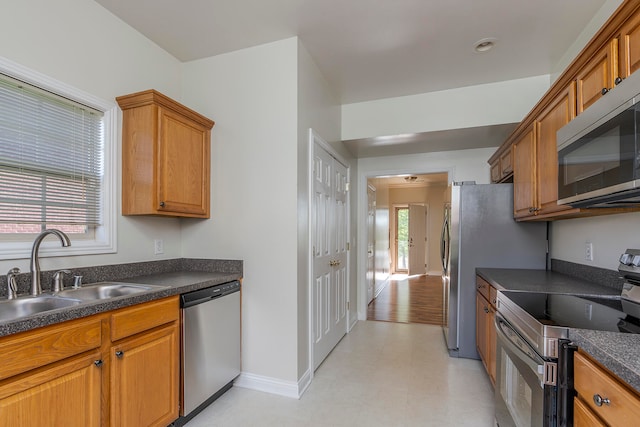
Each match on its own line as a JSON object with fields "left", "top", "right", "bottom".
{"left": 620, "top": 10, "right": 640, "bottom": 78}
{"left": 576, "top": 39, "right": 618, "bottom": 114}
{"left": 117, "top": 90, "right": 214, "bottom": 218}
{"left": 489, "top": 145, "right": 513, "bottom": 183}
{"left": 500, "top": 146, "right": 512, "bottom": 176}
{"left": 535, "top": 82, "right": 576, "bottom": 216}
{"left": 512, "top": 125, "right": 537, "bottom": 219}
{"left": 490, "top": 160, "right": 501, "bottom": 183}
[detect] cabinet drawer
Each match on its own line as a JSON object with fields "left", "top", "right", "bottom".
{"left": 574, "top": 396, "right": 606, "bottom": 427}
{"left": 111, "top": 296, "right": 179, "bottom": 342}
{"left": 0, "top": 316, "right": 102, "bottom": 381}
{"left": 476, "top": 276, "right": 491, "bottom": 301}
{"left": 574, "top": 351, "right": 640, "bottom": 427}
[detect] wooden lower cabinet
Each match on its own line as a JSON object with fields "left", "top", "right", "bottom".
{"left": 0, "top": 351, "right": 102, "bottom": 427}
{"left": 574, "top": 396, "right": 606, "bottom": 427}
{"left": 574, "top": 350, "right": 640, "bottom": 427}
{"left": 110, "top": 323, "right": 179, "bottom": 427}
{"left": 0, "top": 296, "right": 180, "bottom": 427}
{"left": 476, "top": 276, "right": 496, "bottom": 385}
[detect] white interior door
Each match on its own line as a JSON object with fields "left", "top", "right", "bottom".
{"left": 366, "top": 185, "right": 376, "bottom": 304}
{"left": 408, "top": 204, "right": 427, "bottom": 276}
{"left": 312, "top": 141, "right": 348, "bottom": 370}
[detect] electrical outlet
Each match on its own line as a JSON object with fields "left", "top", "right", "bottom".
{"left": 154, "top": 239, "right": 164, "bottom": 255}
{"left": 585, "top": 242, "right": 593, "bottom": 261}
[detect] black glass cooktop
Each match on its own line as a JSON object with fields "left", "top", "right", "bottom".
{"left": 499, "top": 291, "right": 640, "bottom": 334}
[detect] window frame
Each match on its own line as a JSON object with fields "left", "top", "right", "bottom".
{"left": 0, "top": 56, "right": 117, "bottom": 259}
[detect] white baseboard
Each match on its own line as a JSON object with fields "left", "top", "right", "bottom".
{"left": 428, "top": 270, "right": 442, "bottom": 276}
{"left": 234, "top": 370, "right": 312, "bottom": 399}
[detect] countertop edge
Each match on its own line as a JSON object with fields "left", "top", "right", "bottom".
{"left": 0, "top": 270, "right": 242, "bottom": 338}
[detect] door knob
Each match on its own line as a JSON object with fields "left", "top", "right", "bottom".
{"left": 593, "top": 394, "right": 610, "bottom": 407}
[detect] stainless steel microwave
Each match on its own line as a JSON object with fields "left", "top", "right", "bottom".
{"left": 557, "top": 70, "right": 640, "bottom": 208}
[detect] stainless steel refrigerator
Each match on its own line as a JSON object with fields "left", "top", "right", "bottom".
{"left": 440, "top": 182, "right": 547, "bottom": 359}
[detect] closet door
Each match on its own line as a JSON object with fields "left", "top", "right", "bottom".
{"left": 311, "top": 141, "right": 349, "bottom": 370}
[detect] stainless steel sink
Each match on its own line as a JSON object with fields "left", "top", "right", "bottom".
{"left": 0, "top": 296, "right": 82, "bottom": 322}
{"left": 54, "top": 282, "right": 165, "bottom": 301}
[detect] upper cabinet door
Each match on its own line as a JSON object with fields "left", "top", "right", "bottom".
{"left": 512, "top": 125, "right": 537, "bottom": 219}
{"left": 536, "top": 82, "right": 576, "bottom": 215}
{"left": 620, "top": 12, "right": 640, "bottom": 79}
{"left": 157, "top": 107, "right": 210, "bottom": 217}
{"left": 576, "top": 39, "right": 618, "bottom": 114}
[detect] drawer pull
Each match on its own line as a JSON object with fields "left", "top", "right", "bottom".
{"left": 115, "top": 350, "right": 124, "bottom": 359}
{"left": 593, "top": 394, "right": 611, "bottom": 407}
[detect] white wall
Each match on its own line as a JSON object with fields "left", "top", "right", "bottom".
{"left": 355, "top": 147, "right": 495, "bottom": 318}
{"left": 0, "top": 0, "right": 184, "bottom": 274}
{"left": 551, "top": 213, "right": 640, "bottom": 271}
{"left": 341, "top": 75, "right": 550, "bottom": 141}
{"left": 180, "top": 39, "right": 300, "bottom": 385}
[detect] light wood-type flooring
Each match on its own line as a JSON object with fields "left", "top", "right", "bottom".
{"left": 367, "top": 274, "right": 443, "bottom": 325}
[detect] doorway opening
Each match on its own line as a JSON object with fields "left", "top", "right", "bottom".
{"left": 365, "top": 172, "right": 447, "bottom": 325}
{"left": 394, "top": 206, "right": 409, "bottom": 273}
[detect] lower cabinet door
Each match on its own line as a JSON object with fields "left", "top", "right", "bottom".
{"left": 574, "top": 397, "right": 606, "bottom": 427}
{"left": 0, "top": 351, "right": 102, "bottom": 427}
{"left": 110, "top": 324, "right": 179, "bottom": 427}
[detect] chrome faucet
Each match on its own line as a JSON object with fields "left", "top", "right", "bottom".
{"left": 6, "top": 268, "right": 20, "bottom": 300}
{"left": 30, "top": 229, "right": 71, "bottom": 296}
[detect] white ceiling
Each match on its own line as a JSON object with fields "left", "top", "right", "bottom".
{"left": 94, "top": 0, "right": 609, "bottom": 156}
{"left": 95, "top": 0, "right": 608, "bottom": 104}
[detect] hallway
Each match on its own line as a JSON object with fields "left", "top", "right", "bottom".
{"left": 185, "top": 321, "right": 495, "bottom": 426}
{"left": 367, "top": 274, "right": 443, "bottom": 325}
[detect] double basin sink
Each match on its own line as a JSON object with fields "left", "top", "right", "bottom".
{"left": 0, "top": 282, "right": 167, "bottom": 322}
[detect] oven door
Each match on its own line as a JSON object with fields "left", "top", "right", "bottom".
{"left": 495, "top": 314, "right": 557, "bottom": 427}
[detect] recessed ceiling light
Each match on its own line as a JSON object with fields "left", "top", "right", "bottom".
{"left": 474, "top": 38, "right": 497, "bottom": 53}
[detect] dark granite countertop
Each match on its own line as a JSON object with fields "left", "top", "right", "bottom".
{"left": 477, "top": 268, "right": 640, "bottom": 394}
{"left": 476, "top": 268, "right": 620, "bottom": 297}
{"left": 0, "top": 263, "right": 242, "bottom": 338}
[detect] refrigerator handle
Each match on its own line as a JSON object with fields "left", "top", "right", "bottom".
{"left": 440, "top": 212, "right": 449, "bottom": 272}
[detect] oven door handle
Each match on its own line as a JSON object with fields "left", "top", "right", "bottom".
{"left": 495, "top": 313, "right": 548, "bottom": 384}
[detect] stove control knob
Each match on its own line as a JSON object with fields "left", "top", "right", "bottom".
{"left": 620, "top": 253, "right": 634, "bottom": 265}
{"left": 632, "top": 255, "right": 640, "bottom": 267}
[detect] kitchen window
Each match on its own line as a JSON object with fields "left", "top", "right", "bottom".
{"left": 0, "top": 57, "right": 116, "bottom": 259}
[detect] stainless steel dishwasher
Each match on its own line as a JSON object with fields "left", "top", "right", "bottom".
{"left": 175, "top": 280, "right": 241, "bottom": 426}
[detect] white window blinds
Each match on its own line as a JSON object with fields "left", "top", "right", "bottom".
{"left": 0, "top": 73, "right": 104, "bottom": 227}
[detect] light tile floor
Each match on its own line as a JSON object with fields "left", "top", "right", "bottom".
{"left": 185, "top": 321, "right": 496, "bottom": 426}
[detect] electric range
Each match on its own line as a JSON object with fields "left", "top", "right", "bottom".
{"left": 494, "top": 249, "right": 640, "bottom": 427}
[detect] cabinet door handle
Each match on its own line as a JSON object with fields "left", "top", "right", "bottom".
{"left": 115, "top": 350, "right": 124, "bottom": 359}
{"left": 615, "top": 76, "right": 623, "bottom": 85}
{"left": 593, "top": 394, "right": 610, "bottom": 407}
{"left": 601, "top": 87, "right": 609, "bottom": 95}
{"left": 159, "top": 201, "right": 165, "bottom": 207}
{"left": 94, "top": 359, "right": 103, "bottom": 367}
